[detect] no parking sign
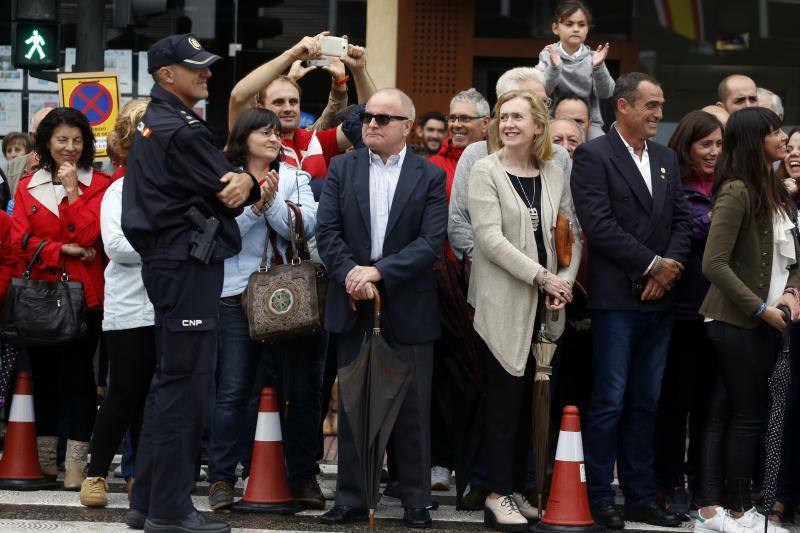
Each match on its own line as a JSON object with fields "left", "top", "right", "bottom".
{"left": 58, "top": 72, "right": 120, "bottom": 159}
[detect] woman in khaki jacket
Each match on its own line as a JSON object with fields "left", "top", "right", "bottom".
{"left": 696, "top": 107, "right": 800, "bottom": 532}
{"left": 468, "top": 90, "right": 582, "bottom": 531}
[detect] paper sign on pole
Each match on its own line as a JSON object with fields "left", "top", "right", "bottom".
{"left": 58, "top": 72, "right": 120, "bottom": 159}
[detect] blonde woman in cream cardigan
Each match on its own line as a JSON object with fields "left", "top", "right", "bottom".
{"left": 468, "top": 90, "right": 581, "bottom": 532}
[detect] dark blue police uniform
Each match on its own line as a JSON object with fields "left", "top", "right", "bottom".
{"left": 121, "top": 35, "right": 259, "bottom": 527}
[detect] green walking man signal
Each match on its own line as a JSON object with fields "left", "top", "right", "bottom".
{"left": 12, "top": 22, "right": 60, "bottom": 69}
{"left": 24, "top": 30, "right": 47, "bottom": 60}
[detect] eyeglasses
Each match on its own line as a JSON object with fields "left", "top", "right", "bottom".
{"left": 447, "top": 114, "right": 486, "bottom": 124}
{"left": 358, "top": 112, "right": 409, "bottom": 126}
{"left": 254, "top": 128, "right": 281, "bottom": 139}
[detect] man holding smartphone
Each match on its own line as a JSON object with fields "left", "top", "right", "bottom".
{"left": 228, "top": 31, "right": 376, "bottom": 188}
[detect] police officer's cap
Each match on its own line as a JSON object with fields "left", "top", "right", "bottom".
{"left": 147, "top": 34, "right": 221, "bottom": 73}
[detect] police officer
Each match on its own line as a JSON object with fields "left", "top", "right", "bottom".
{"left": 121, "top": 34, "right": 260, "bottom": 533}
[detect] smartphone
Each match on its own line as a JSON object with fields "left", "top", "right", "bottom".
{"left": 305, "top": 59, "right": 331, "bottom": 67}
{"left": 319, "top": 35, "right": 347, "bottom": 57}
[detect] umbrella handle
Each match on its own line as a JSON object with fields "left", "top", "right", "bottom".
{"left": 347, "top": 290, "right": 382, "bottom": 332}
{"left": 372, "top": 291, "right": 382, "bottom": 331}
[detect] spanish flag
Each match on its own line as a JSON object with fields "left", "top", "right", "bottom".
{"left": 655, "top": 0, "right": 705, "bottom": 41}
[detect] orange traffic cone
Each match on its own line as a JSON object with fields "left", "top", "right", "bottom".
{"left": 536, "top": 406, "right": 604, "bottom": 533}
{"left": 0, "top": 371, "right": 60, "bottom": 490}
{"left": 232, "top": 387, "right": 298, "bottom": 514}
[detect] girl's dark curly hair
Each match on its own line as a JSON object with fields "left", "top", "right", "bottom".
{"left": 35, "top": 107, "right": 95, "bottom": 172}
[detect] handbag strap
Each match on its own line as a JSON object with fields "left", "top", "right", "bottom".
{"left": 259, "top": 201, "right": 307, "bottom": 271}
{"left": 285, "top": 201, "right": 309, "bottom": 262}
{"left": 22, "top": 240, "right": 49, "bottom": 280}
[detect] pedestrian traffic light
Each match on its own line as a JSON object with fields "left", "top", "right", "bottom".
{"left": 11, "top": 0, "right": 60, "bottom": 70}
{"left": 112, "top": 0, "right": 168, "bottom": 28}
{"left": 240, "top": 1, "right": 284, "bottom": 50}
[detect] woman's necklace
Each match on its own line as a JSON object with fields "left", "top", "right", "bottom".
{"left": 501, "top": 150, "right": 540, "bottom": 231}
{"left": 512, "top": 174, "right": 539, "bottom": 232}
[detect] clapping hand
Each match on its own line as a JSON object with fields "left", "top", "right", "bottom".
{"left": 546, "top": 45, "right": 561, "bottom": 68}
{"left": 592, "top": 43, "right": 610, "bottom": 67}
{"left": 251, "top": 170, "right": 279, "bottom": 215}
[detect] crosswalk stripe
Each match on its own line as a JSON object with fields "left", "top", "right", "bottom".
{"left": 0, "top": 490, "right": 484, "bottom": 523}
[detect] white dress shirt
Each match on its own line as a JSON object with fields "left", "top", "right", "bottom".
{"left": 617, "top": 127, "right": 652, "bottom": 195}
{"left": 369, "top": 145, "right": 406, "bottom": 261}
{"left": 615, "top": 127, "right": 659, "bottom": 275}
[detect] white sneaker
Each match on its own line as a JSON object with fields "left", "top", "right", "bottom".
{"left": 431, "top": 466, "right": 451, "bottom": 491}
{"left": 511, "top": 492, "right": 539, "bottom": 520}
{"left": 693, "top": 507, "right": 751, "bottom": 533}
{"left": 734, "top": 507, "right": 788, "bottom": 533}
{"left": 484, "top": 495, "right": 529, "bottom": 532}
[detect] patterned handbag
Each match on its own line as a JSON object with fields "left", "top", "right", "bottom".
{"left": 243, "top": 201, "right": 327, "bottom": 344}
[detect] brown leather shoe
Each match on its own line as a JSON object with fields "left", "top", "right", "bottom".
{"left": 291, "top": 477, "right": 325, "bottom": 510}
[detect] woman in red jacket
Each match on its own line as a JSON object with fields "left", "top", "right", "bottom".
{"left": 0, "top": 210, "right": 21, "bottom": 407}
{"left": 11, "top": 107, "right": 110, "bottom": 490}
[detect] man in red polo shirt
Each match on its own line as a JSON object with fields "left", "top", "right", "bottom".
{"left": 228, "top": 32, "right": 376, "bottom": 184}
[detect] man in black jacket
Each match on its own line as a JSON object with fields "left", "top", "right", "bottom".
{"left": 122, "top": 34, "right": 259, "bottom": 533}
{"left": 571, "top": 72, "right": 691, "bottom": 529}
{"left": 315, "top": 88, "right": 447, "bottom": 528}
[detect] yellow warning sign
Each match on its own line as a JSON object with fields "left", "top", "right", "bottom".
{"left": 58, "top": 72, "right": 120, "bottom": 159}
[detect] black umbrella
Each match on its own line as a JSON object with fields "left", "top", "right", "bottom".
{"left": 762, "top": 305, "right": 793, "bottom": 532}
{"left": 338, "top": 291, "right": 414, "bottom": 530}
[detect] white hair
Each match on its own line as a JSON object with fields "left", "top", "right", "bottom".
{"left": 757, "top": 87, "right": 784, "bottom": 117}
{"left": 371, "top": 88, "right": 416, "bottom": 122}
{"left": 450, "top": 88, "right": 490, "bottom": 117}
{"left": 495, "top": 67, "right": 546, "bottom": 99}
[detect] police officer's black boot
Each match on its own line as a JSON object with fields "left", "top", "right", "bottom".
{"left": 144, "top": 510, "right": 230, "bottom": 533}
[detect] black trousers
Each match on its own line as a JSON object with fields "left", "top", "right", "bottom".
{"left": 87, "top": 326, "right": 156, "bottom": 477}
{"left": 430, "top": 340, "right": 454, "bottom": 470}
{"left": 484, "top": 350, "right": 534, "bottom": 496}
{"left": 28, "top": 310, "right": 101, "bottom": 441}
{"left": 654, "top": 319, "right": 713, "bottom": 491}
{"left": 130, "top": 260, "right": 223, "bottom": 520}
{"left": 698, "top": 320, "right": 780, "bottom": 511}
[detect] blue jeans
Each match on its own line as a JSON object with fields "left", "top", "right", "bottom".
{"left": 584, "top": 310, "right": 672, "bottom": 506}
{"left": 208, "top": 296, "right": 327, "bottom": 487}
{"left": 208, "top": 297, "right": 265, "bottom": 487}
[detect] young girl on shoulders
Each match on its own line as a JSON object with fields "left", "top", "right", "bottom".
{"left": 535, "top": 1, "right": 614, "bottom": 140}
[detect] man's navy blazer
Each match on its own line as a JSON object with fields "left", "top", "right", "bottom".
{"left": 571, "top": 128, "right": 692, "bottom": 311}
{"left": 315, "top": 147, "right": 448, "bottom": 344}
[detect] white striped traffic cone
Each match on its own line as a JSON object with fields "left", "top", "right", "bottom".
{"left": 0, "top": 371, "right": 61, "bottom": 490}
{"left": 232, "top": 387, "right": 298, "bottom": 514}
{"left": 536, "top": 406, "right": 603, "bottom": 533}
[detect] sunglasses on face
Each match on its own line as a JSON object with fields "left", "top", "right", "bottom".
{"left": 358, "top": 112, "right": 409, "bottom": 126}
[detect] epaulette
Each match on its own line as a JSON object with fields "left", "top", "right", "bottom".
{"left": 179, "top": 109, "right": 202, "bottom": 128}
